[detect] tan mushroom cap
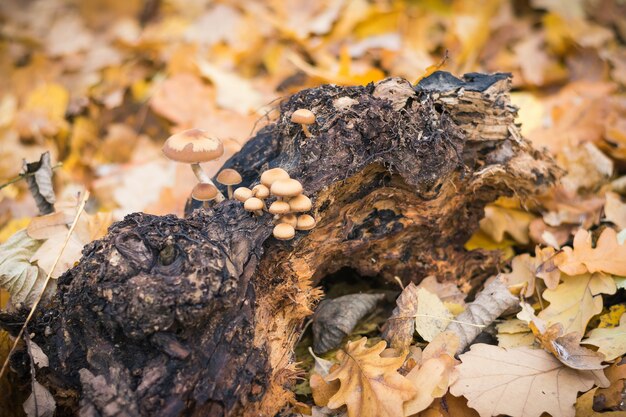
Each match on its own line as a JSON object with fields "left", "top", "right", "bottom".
{"left": 289, "top": 194, "right": 312, "bottom": 212}
{"left": 260, "top": 168, "right": 290, "bottom": 188}
{"left": 252, "top": 184, "right": 270, "bottom": 199}
{"left": 233, "top": 187, "right": 253, "bottom": 202}
{"left": 271, "top": 178, "right": 303, "bottom": 198}
{"left": 162, "top": 128, "right": 224, "bottom": 163}
{"left": 191, "top": 183, "right": 219, "bottom": 201}
{"left": 244, "top": 197, "right": 264, "bottom": 212}
{"left": 280, "top": 213, "right": 298, "bottom": 228}
{"left": 291, "top": 109, "right": 315, "bottom": 125}
{"left": 269, "top": 201, "right": 291, "bottom": 215}
{"left": 296, "top": 214, "right": 316, "bottom": 230}
{"left": 273, "top": 223, "right": 295, "bottom": 240}
{"left": 216, "top": 168, "right": 242, "bottom": 186}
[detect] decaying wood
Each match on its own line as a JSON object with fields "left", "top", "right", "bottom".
{"left": 4, "top": 72, "right": 559, "bottom": 417}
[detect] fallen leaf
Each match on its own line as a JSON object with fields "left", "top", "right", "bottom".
{"left": 0, "top": 230, "right": 44, "bottom": 307}
{"left": 538, "top": 272, "right": 616, "bottom": 335}
{"left": 554, "top": 228, "right": 626, "bottom": 276}
{"left": 22, "top": 152, "right": 56, "bottom": 215}
{"left": 537, "top": 325, "right": 606, "bottom": 370}
{"left": 591, "top": 360, "right": 626, "bottom": 412}
{"left": 417, "top": 276, "right": 466, "bottom": 305}
{"left": 496, "top": 319, "right": 535, "bottom": 349}
{"left": 312, "top": 293, "right": 385, "bottom": 354}
{"left": 23, "top": 381, "right": 56, "bottom": 417}
{"left": 325, "top": 338, "right": 416, "bottom": 417}
{"left": 604, "top": 191, "right": 626, "bottom": 230}
{"left": 583, "top": 315, "right": 626, "bottom": 361}
{"left": 479, "top": 205, "right": 536, "bottom": 244}
{"left": 501, "top": 253, "right": 537, "bottom": 297}
{"left": 574, "top": 387, "right": 625, "bottom": 417}
{"left": 450, "top": 344, "right": 601, "bottom": 417}
{"left": 445, "top": 276, "right": 518, "bottom": 354}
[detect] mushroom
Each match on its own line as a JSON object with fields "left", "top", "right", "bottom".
{"left": 216, "top": 168, "right": 242, "bottom": 199}
{"left": 191, "top": 183, "right": 219, "bottom": 209}
{"left": 162, "top": 128, "right": 226, "bottom": 202}
{"left": 288, "top": 194, "right": 312, "bottom": 212}
{"left": 296, "top": 214, "right": 316, "bottom": 231}
{"left": 269, "top": 201, "right": 291, "bottom": 215}
{"left": 291, "top": 109, "right": 315, "bottom": 138}
{"left": 233, "top": 187, "right": 253, "bottom": 202}
{"left": 260, "top": 168, "right": 290, "bottom": 188}
{"left": 273, "top": 223, "right": 295, "bottom": 241}
{"left": 279, "top": 213, "right": 298, "bottom": 228}
{"left": 244, "top": 197, "right": 265, "bottom": 216}
{"left": 252, "top": 184, "right": 270, "bottom": 199}
{"left": 271, "top": 178, "right": 303, "bottom": 200}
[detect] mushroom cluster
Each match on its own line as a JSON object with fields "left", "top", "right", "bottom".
{"left": 233, "top": 168, "right": 316, "bottom": 240}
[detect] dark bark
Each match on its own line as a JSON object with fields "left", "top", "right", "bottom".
{"left": 5, "top": 72, "right": 559, "bottom": 417}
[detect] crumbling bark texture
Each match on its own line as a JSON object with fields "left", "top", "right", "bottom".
{"left": 10, "top": 72, "right": 559, "bottom": 417}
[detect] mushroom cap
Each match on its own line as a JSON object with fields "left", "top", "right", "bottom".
{"left": 260, "top": 168, "right": 290, "bottom": 188}
{"left": 271, "top": 178, "right": 303, "bottom": 197}
{"left": 291, "top": 109, "right": 315, "bottom": 125}
{"left": 252, "top": 184, "right": 270, "bottom": 199}
{"left": 244, "top": 197, "right": 264, "bottom": 211}
{"left": 289, "top": 194, "right": 312, "bottom": 212}
{"left": 280, "top": 213, "right": 298, "bottom": 228}
{"left": 162, "top": 129, "right": 224, "bottom": 163}
{"left": 191, "top": 183, "right": 218, "bottom": 201}
{"left": 233, "top": 187, "right": 253, "bottom": 202}
{"left": 216, "top": 168, "right": 242, "bottom": 186}
{"left": 269, "top": 201, "right": 291, "bottom": 215}
{"left": 296, "top": 214, "right": 316, "bottom": 230}
{"left": 273, "top": 223, "right": 295, "bottom": 240}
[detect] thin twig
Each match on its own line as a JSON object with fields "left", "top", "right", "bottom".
{"left": 0, "top": 163, "right": 63, "bottom": 191}
{"left": 0, "top": 191, "right": 89, "bottom": 381}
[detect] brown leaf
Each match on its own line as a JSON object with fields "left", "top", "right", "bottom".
{"left": 534, "top": 323, "right": 606, "bottom": 370}
{"left": 450, "top": 344, "right": 600, "bottom": 417}
{"left": 604, "top": 191, "right": 626, "bottom": 230}
{"left": 479, "top": 205, "right": 535, "bottom": 244}
{"left": 574, "top": 387, "right": 626, "bottom": 417}
{"left": 555, "top": 228, "right": 626, "bottom": 276}
{"left": 583, "top": 314, "right": 626, "bottom": 361}
{"left": 325, "top": 338, "right": 417, "bottom": 417}
{"left": 592, "top": 360, "right": 626, "bottom": 412}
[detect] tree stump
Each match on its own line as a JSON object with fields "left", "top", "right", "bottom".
{"left": 7, "top": 72, "right": 559, "bottom": 417}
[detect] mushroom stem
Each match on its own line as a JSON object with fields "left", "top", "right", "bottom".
{"left": 301, "top": 124, "right": 313, "bottom": 138}
{"left": 227, "top": 185, "right": 233, "bottom": 199}
{"left": 191, "top": 163, "right": 225, "bottom": 203}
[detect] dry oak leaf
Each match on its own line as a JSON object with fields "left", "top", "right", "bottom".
{"left": 574, "top": 387, "right": 626, "bottom": 417}
{"left": 325, "top": 337, "right": 417, "bottom": 417}
{"left": 538, "top": 273, "right": 617, "bottom": 335}
{"left": 590, "top": 361, "right": 626, "bottom": 412}
{"left": 404, "top": 332, "right": 460, "bottom": 416}
{"left": 583, "top": 315, "right": 626, "bottom": 361}
{"left": 555, "top": 228, "right": 626, "bottom": 276}
{"left": 604, "top": 191, "right": 626, "bottom": 231}
{"left": 450, "top": 344, "right": 601, "bottom": 417}
{"left": 479, "top": 205, "right": 536, "bottom": 244}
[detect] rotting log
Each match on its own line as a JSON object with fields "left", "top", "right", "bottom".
{"left": 3, "top": 72, "right": 560, "bottom": 417}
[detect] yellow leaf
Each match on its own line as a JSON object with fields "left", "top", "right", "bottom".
{"left": 325, "top": 338, "right": 416, "bottom": 417}
{"left": 463, "top": 230, "right": 515, "bottom": 260}
{"left": 479, "top": 205, "right": 536, "bottom": 244}
{"left": 582, "top": 314, "right": 626, "bottom": 361}
{"left": 575, "top": 387, "right": 626, "bottom": 417}
{"left": 538, "top": 273, "right": 617, "bottom": 335}
{"left": 0, "top": 218, "right": 32, "bottom": 243}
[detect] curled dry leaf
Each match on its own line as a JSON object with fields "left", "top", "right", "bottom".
{"left": 538, "top": 272, "right": 616, "bottom": 335}
{"left": 312, "top": 293, "right": 385, "bottom": 354}
{"left": 583, "top": 315, "right": 626, "bottom": 361}
{"left": 0, "top": 230, "right": 45, "bottom": 307}
{"left": 325, "top": 338, "right": 416, "bottom": 417}
{"left": 23, "top": 381, "right": 56, "bottom": 417}
{"left": 450, "top": 344, "right": 602, "bottom": 417}
{"left": 554, "top": 228, "right": 626, "bottom": 276}
{"left": 22, "top": 152, "right": 56, "bottom": 216}
{"left": 445, "top": 276, "right": 518, "bottom": 354}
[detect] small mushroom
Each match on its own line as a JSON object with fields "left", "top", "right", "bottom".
{"left": 296, "top": 214, "right": 316, "bottom": 231}
{"left": 279, "top": 213, "right": 298, "bottom": 228}
{"left": 291, "top": 109, "right": 315, "bottom": 138}
{"left": 244, "top": 197, "right": 265, "bottom": 216}
{"left": 191, "top": 183, "right": 219, "bottom": 209}
{"left": 271, "top": 178, "right": 303, "bottom": 199}
{"left": 269, "top": 201, "right": 291, "bottom": 215}
{"left": 216, "top": 168, "right": 242, "bottom": 199}
{"left": 252, "top": 184, "right": 270, "bottom": 199}
{"left": 233, "top": 187, "right": 253, "bottom": 202}
{"left": 162, "top": 129, "right": 225, "bottom": 202}
{"left": 273, "top": 223, "right": 295, "bottom": 241}
{"left": 260, "top": 168, "right": 290, "bottom": 188}
{"left": 288, "top": 194, "right": 312, "bottom": 212}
